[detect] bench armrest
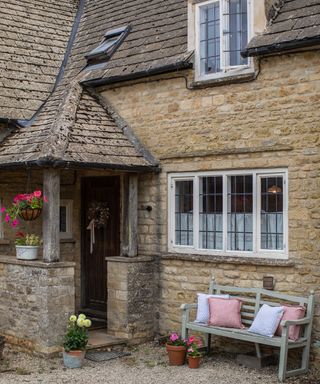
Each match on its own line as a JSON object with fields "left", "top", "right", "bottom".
{"left": 180, "top": 303, "right": 198, "bottom": 310}
{"left": 281, "top": 317, "right": 311, "bottom": 327}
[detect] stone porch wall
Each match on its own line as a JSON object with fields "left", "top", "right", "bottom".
{"left": 102, "top": 50, "right": 320, "bottom": 360}
{"left": 0, "top": 256, "right": 75, "bottom": 355}
{"left": 106, "top": 256, "right": 156, "bottom": 343}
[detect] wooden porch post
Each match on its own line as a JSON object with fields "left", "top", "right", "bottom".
{"left": 43, "top": 169, "right": 60, "bottom": 262}
{"left": 121, "top": 173, "right": 138, "bottom": 257}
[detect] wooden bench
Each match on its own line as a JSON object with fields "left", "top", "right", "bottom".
{"left": 181, "top": 277, "right": 315, "bottom": 382}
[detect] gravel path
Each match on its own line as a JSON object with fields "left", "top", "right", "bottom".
{"left": 0, "top": 343, "right": 319, "bottom": 384}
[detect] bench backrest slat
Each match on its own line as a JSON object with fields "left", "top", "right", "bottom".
{"left": 242, "top": 319, "right": 253, "bottom": 325}
{"left": 209, "top": 277, "right": 313, "bottom": 325}
{"left": 242, "top": 304, "right": 255, "bottom": 311}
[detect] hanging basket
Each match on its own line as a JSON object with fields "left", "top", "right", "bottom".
{"left": 18, "top": 208, "right": 42, "bottom": 221}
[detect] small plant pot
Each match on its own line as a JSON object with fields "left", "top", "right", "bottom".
{"left": 188, "top": 355, "right": 201, "bottom": 369}
{"left": 18, "top": 208, "right": 42, "bottom": 221}
{"left": 63, "top": 350, "right": 86, "bottom": 369}
{"left": 166, "top": 344, "right": 186, "bottom": 366}
{"left": 16, "top": 245, "right": 39, "bottom": 260}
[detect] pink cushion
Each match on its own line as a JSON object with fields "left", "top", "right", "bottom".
{"left": 276, "top": 305, "right": 306, "bottom": 341}
{"left": 208, "top": 298, "right": 244, "bottom": 329}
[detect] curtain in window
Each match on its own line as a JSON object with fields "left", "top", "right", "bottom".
{"left": 260, "top": 176, "right": 284, "bottom": 250}
{"left": 227, "top": 175, "right": 253, "bottom": 251}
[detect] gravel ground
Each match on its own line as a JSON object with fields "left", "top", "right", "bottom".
{"left": 0, "top": 343, "right": 319, "bottom": 384}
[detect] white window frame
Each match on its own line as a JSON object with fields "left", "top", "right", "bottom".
{"left": 194, "top": 0, "right": 254, "bottom": 82}
{"left": 60, "top": 199, "right": 73, "bottom": 239}
{"left": 168, "top": 169, "right": 288, "bottom": 259}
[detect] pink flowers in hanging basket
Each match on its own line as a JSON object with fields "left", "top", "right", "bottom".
{"left": 1, "top": 190, "right": 48, "bottom": 227}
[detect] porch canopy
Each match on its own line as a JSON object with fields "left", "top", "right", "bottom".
{"left": 0, "top": 82, "right": 158, "bottom": 262}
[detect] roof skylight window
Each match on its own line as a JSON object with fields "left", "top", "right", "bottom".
{"left": 85, "top": 25, "right": 130, "bottom": 65}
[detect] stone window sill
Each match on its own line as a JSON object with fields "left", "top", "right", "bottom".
{"left": 60, "top": 238, "right": 76, "bottom": 244}
{"left": 162, "top": 253, "right": 295, "bottom": 267}
{"left": 0, "top": 239, "right": 10, "bottom": 245}
{"left": 191, "top": 71, "right": 257, "bottom": 89}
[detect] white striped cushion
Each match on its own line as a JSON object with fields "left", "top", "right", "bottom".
{"left": 195, "top": 293, "right": 230, "bottom": 324}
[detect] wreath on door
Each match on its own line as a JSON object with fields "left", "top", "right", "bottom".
{"left": 87, "top": 201, "right": 110, "bottom": 229}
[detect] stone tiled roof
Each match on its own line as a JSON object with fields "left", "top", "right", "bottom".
{"left": 2, "top": 0, "right": 319, "bottom": 169}
{"left": 63, "top": 0, "right": 190, "bottom": 85}
{"left": 0, "top": 0, "right": 78, "bottom": 120}
{"left": 0, "top": 83, "right": 156, "bottom": 170}
{"left": 244, "top": 0, "right": 320, "bottom": 56}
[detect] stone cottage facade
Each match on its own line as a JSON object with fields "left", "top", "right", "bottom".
{"left": 0, "top": 0, "right": 319, "bottom": 363}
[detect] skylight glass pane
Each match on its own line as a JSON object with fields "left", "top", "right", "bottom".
{"left": 85, "top": 25, "right": 130, "bottom": 64}
{"left": 87, "top": 36, "right": 119, "bottom": 58}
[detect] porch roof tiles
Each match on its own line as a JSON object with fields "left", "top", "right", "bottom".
{"left": 0, "top": 85, "right": 157, "bottom": 170}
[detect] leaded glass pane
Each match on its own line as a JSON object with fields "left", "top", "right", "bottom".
{"left": 60, "top": 206, "right": 67, "bottom": 232}
{"left": 199, "top": 2, "right": 221, "bottom": 75}
{"left": 260, "top": 176, "right": 284, "bottom": 250}
{"left": 224, "top": 0, "right": 248, "bottom": 67}
{"left": 175, "top": 180, "right": 193, "bottom": 246}
{"left": 227, "top": 175, "right": 253, "bottom": 251}
{"left": 199, "top": 176, "right": 223, "bottom": 249}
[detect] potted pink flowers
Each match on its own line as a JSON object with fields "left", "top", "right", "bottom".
{"left": 166, "top": 332, "right": 186, "bottom": 365}
{"left": 2, "top": 190, "right": 47, "bottom": 226}
{"left": 186, "top": 335, "right": 203, "bottom": 369}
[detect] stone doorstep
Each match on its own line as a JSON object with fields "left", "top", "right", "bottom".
{"left": 87, "top": 330, "right": 128, "bottom": 352}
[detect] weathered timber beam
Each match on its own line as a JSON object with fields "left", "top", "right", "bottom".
{"left": 43, "top": 169, "right": 60, "bottom": 262}
{"left": 121, "top": 173, "right": 138, "bottom": 257}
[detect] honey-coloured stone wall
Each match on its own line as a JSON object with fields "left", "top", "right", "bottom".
{"left": 102, "top": 50, "right": 320, "bottom": 360}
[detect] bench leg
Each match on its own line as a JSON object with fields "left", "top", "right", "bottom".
{"left": 278, "top": 344, "right": 289, "bottom": 382}
{"left": 181, "top": 312, "right": 188, "bottom": 340}
{"left": 205, "top": 334, "right": 211, "bottom": 355}
{"left": 301, "top": 341, "right": 311, "bottom": 373}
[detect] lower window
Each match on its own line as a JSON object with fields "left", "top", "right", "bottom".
{"left": 169, "top": 169, "right": 287, "bottom": 258}
{"left": 60, "top": 199, "right": 73, "bottom": 239}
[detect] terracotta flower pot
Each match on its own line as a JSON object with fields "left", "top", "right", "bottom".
{"left": 188, "top": 355, "right": 201, "bottom": 369}
{"left": 166, "top": 344, "right": 186, "bottom": 365}
{"left": 63, "top": 349, "right": 86, "bottom": 368}
{"left": 19, "top": 208, "right": 42, "bottom": 221}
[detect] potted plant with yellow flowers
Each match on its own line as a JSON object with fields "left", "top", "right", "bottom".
{"left": 63, "top": 313, "right": 92, "bottom": 368}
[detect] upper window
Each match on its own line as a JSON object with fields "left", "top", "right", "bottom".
{"left": 85, "top": 26, "right": 130, "bottom": 66}
{"left": 195, "top": 0, "right": 252, "bottom": 80}
{"left": 169, "top": 169, "right": 288, "bottom": 259}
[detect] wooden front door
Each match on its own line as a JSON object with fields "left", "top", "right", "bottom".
{"left": 81, "top": 176, "right": 120, "bottom": 320}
